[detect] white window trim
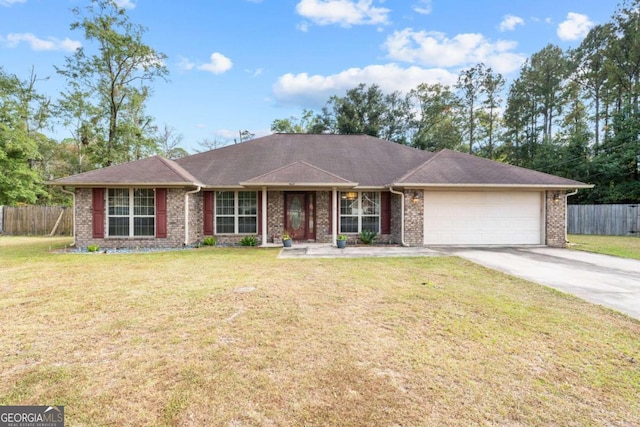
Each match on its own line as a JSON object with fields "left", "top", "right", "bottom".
{"left": 339, "top": 191, "right": 381, "bottom": 234}
{"left": 106, "top": 188, "right": 155, "bottom": 238}
{"left": 215, "top": 190, "right": 258, "bottom": 235}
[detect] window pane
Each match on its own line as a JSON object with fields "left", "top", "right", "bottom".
{"left": 108, "top": 189, "right": 129, "bottom": 216}
{"left": 134, "top": 217, "right": 155, "bottom": 236}
{"left": 362, "top": 192, "right": 380, "bottom": 215}
{"left": 216, "top": 217, "right": 234, "bottom": 234}
{"left": 134, "top": 189, "right": 155, "bottom": 216}
{"left": 340, "top": 217, "right": 358, "bottom": 233}
{"left": 109, "top": 217, "right": 129, "bottom": 236}
{"left": 238, "top": 217, "right": 257, "bottom": 234}
{"left": 238, "top": 191, "right": 257, "bottom": 215}
{"left": 340, "top": 198, "right": 357, "bottom": 215}
{"left": 362, "top": 216, "right": 379, "bottom": 232}
{"left": 216, "top": 191, "right": 234, "bottom": 215}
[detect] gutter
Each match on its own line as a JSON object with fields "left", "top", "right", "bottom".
{"left": 388, "top": 186, "right": 408, "bottom": 247}
{"left": 59, "top": 187, "right": 76, "bottom": 246}
{"left": 184, "top": 186, "right": 202, "bottom": 245}
{"left": 564, "top": 188, "right": 579, "bottom": 245}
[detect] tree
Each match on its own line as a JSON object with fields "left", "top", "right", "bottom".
{"left": 479, "top": 67, "right": 505, "bottom": 159}
{"left": 379, "top": 90, "right": 413, "bottom": 144}
{"left": 57, "top": 0, "right": 168, "bottom": 167}
{"left": 408, "top": 83, "right": 463, "bottom": 151}
{"left": 456, "top": 64, "right": 487, "bottom": 154}
{"left": 527, "top": 45, "right": 570, "bottom": 143}
{"left": 270, "top": 109, "right": 323, "bottom": 133}
{"left": 0, "top": 68, "right": 45, "bottom": 204}
{"left": 154, "top": 124, "right": 188, "bottom": 159}
{"left": 572, "top": 24, "right": 614, "bottom": 152}
{"left": 326, "top": 83, "right": 386, "bottom": 136}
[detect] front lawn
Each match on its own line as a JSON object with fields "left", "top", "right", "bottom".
{"left": 1, "top": 237, "right": 639, "bottom": 426}
{"left": 568, "top": 234, "right": 640, "bottom": 260}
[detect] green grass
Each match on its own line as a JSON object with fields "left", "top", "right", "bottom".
{"left": 568, "top": 234, "right": 640, "bottom": 260}
{"left": 1, "top": 236, "right": 639, "bottom": 426}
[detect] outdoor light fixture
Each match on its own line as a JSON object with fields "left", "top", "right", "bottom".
{"left": 342, "top": 191, "right": 357, "bottom": 200}
{"left": 411, "top": 191, "right": 421, "bottom": 203}
{"left": 553, "top": 193, "right": 561, "bottom": 204}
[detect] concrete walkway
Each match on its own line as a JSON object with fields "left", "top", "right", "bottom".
{"left": 277, "top": 243, "right": 442, "bottom": 258}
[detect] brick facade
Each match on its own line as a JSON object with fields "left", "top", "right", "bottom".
{"left": 72, "top": 187, "right": 567, "bottom": 249}
{"left": 403, "top": 191, "right": 424, "bottom": 246}
{"left": 545, "top": 190, "right": 567, "bottom": 248}
{"left": 75, "top": 187, "right": 192, "bottom": 249}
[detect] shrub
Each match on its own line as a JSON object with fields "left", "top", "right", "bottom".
{"left": 240, "top": 236, "right": 258, "bottom": 246}
{"left": 203, "top": 236, "right": 216, "bottom": 246}
{"left": 359, "top": 230, "right": 377, "bottom": 245}
{"left": 87, "top": 244, "right": 100, "bottom": 252}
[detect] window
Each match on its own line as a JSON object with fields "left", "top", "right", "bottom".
{"left": 107, "top": 188, "right": 155, "bottom": 237}
{"left": 215, "top": 191, "right": 257, "bottom": 234}
{"left": 340, "top": 191, "right": 380, "bottom": 233}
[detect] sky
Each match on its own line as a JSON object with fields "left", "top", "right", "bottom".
{"left": 0, "top": 0, "right": 619, "bottom": 152}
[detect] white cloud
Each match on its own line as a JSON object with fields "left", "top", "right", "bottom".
{"left": 499, "top": 15, "right": 524, "bottom": 32}
{"left": 295, "top": 0, "right": 390, "bottom": 27}
{"left": 197, "top": 52, "right": 233, "bottom": 74}
{"left": 0, "top": 0, "right": 26, "bottom": 6}
{"left": 0, "top": 33, "right": 81, "bottom": 51}
{"left": 273, "top": 63, "right": 457, "bottom": 107}
{"left": 557, "top": 12, "right": 594, "bottom": 41}
{"left": 114, "top": 0, "right": 135, "bottom": 9}
{"left": 382, "top": 28, "right": 526, "bottom": 74}
{"left": 177, "top": 57, "right": 196, "bottom": 71}
{"left": 413, "top": 0, "right": 432, "bottom": 15}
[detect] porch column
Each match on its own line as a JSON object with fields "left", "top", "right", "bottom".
{"left": 261, "top": 186, "right": 268, "bottom": 246}
{"left": 332, "top": 187, "right": 338, "bottom": 246}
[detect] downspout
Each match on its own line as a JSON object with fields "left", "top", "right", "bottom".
{"left": 564, "top": 189, "right": 579, "bottom": 245}
{"left": 184, "top": 186, "right": 202, "bottom": 246}
{"left": 60, "top": 186, "right": 76, "bottom": 246}
{"left": 388, "top": 186, "right": 407, "bottom": 247}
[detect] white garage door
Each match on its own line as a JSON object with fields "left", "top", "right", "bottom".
{"left": 423, "top": 191, "right": 543, "bottom": 245}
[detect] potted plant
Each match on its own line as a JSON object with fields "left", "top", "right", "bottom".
{"left": 336, "top": 234, "right": 347, "bottom": 249}
{"left": 282, "top": 232, "right": 292, "bottom": 247}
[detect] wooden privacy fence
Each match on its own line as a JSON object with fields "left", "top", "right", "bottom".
{"left": 567, "top": 204, "right": 639, "bottom": 236}
{"left": 0, "top": 205, "right": 73, "bottom": 236}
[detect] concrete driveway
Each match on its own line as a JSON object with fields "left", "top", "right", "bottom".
{"left": 441, "top": 247, "right": 640, "bottom": 320}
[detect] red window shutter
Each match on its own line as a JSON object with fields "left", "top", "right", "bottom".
{"left": 92, "top": 188, "right": 105, "bottom": 238}
{"left": 155, "top": 188, "right": 168, "bottom": 238}
{"left": 257, "top": 191, "right": 262, "bottom": 234}
{"left": 203, "top": 192, "right": 214, "bottom": 235}
{"left": 381, "top": 191, "right": 391, "bottom": 234}
{"left": 328, "top": 192, "right": 333, "bottom": 234}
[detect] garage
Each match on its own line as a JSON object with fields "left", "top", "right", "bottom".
{"left": 423, "top": 191, "right": 543, "bottom": 245}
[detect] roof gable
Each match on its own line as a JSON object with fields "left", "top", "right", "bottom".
{"left": 396, "top": 149, "right": 591, "bottom": 188}
{"left": 241, "top": 161, "right": 357, "bottom": 187}
{"left": 50, "top": 155, "right": 201, "bottom": 187}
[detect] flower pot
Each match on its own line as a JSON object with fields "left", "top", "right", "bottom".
{"left": 282, "top": 238, "right": 292, "bottom": 248}
{"left": 336, "top": 239, "right": 347, "bottom": 249}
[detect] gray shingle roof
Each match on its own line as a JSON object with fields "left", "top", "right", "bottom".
{"left": 50, "top": 155, "right": 201, "bottom": 186}
{"left": 395, "top": 149, "right": 591, "bottom": 188}
{"left": 49, "top": 134, "right": 591, "bottom": 189}
{"left": 175, "top": 133, "right": 434, "bottom": 187}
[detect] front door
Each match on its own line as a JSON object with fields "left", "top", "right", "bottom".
{"left": 285, "top": 192, "right": 315, "bottom": 241}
